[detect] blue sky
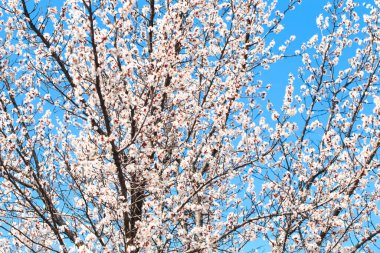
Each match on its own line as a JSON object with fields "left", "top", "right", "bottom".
{"left": 238, "top": 1, "right": 328, "bottom": 251}
{"left": 263, "top": 0, "right": 326, "bottom": 108}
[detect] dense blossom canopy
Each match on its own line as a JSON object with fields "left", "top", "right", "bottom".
{"left": 0, "top": 0, "right": 379, "bottom": 252}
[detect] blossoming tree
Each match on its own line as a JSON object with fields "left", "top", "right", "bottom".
{"left": 0, "top": 0, "right": 379, "bottom": 252}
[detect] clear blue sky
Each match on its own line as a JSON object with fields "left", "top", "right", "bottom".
{"left": 263, "top": 0, "right": 327, "bottom": 109}
{"left": 247, "top": 1, "right": 328, "bottom": 251}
